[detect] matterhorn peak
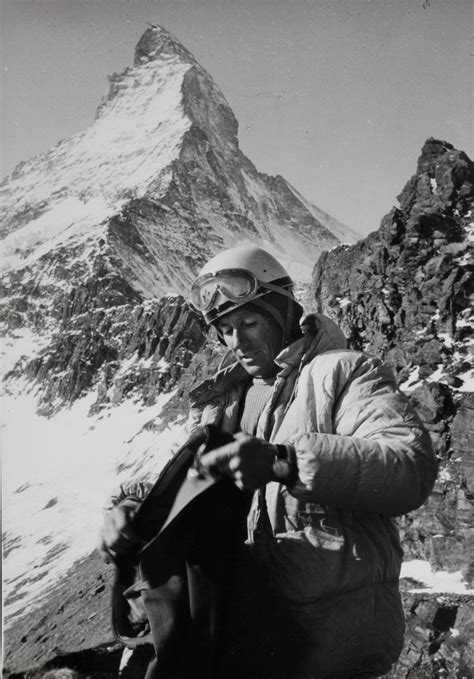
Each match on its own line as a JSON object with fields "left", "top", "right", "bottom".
{"left": 134, "top": 24, "right": 196, "bottom": 65}
{"left": 1, "top": 24, "right": 355, "bottom": 315}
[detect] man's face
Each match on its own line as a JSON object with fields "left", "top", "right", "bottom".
{"left": 216, "top": 307, "right": 284, "bottom": 379}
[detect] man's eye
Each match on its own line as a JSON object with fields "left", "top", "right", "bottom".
{"left": 243, "top": 320, "right": 256, "bottom": 328}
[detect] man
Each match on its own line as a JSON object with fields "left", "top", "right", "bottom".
{"left": 101, "top": 245, "right": 437, "bottom": 678}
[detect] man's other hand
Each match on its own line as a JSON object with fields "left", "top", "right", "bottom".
{"left": 98, "top": 498, "right": 143, "bottom": 563}
{"left": 198, "top": 433, "right": 278, "bottom": 490}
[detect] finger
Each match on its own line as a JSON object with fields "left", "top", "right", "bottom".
{"left": 102, "top": 515, "right": 128, "bottom": 547}
{"left": 199, "top": 443, "right": 237, "bottom": 472}
{"left": 196, "top": 443, "right": 207, "bottom": 456}
{"left": 234, "top": 432, "right": 251, "bottom": 441}
{"left": 234, "top": 477, "right": 245, "bottom": 491}
{"left": 97, "top": 540, "right": 117, "bottom": 564}
{"left": 228, "top": 456, "right": 241, "bottom": 472}
{"left": 101, "top": 518, "right": 120, "bottom": 548}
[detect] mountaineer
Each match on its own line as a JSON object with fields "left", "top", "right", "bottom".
{"left": 100, "top": 245, "right": 438, "bottom": 678}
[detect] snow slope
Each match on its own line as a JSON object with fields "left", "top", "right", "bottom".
{"left": 2, "top": 384, "right": 189, "bottom": 625}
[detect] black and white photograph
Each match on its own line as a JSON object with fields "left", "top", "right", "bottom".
{"left": 1, "top": 0, "right": 473, "bottom": 677}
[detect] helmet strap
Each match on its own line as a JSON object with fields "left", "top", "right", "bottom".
{"left": 260, "top": 282, "right": 294, "bottom": 299}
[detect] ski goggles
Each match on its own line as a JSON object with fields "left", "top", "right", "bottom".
{"left": 190, "top": 268, "right": 293, "bottom": 312}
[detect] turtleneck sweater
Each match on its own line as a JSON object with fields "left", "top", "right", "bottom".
{"left": 239, "top": 377, "right": 275, "bottom": 437}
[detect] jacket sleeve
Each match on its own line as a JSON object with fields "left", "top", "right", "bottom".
{"left": 286, "top": 355, "right": 438, "bottom": 516}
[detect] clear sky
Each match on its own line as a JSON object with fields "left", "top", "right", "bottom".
{"left": 2, "top": 0, "right": 472, "bottom": 235}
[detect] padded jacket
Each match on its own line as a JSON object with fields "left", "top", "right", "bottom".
{"left": 188, "top": 313, "right": 437, "bottom": 678}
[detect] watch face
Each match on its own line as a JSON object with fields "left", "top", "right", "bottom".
{"left": 273, "top": 459, "right": 290, "bottom": 481}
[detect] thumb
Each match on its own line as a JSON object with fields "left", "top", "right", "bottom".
{"left": 234, "top": 431, "right": 251, "bottom": 441}
{"left": 199, "top": 443, "right": 236, "bottom": 473}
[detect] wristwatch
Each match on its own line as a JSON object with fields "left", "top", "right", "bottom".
{"left": 272, "top": 444, "right": 295, "bottom": 483}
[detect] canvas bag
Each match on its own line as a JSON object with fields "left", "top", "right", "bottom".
{"left": 110, "top": 425, "right": 249, "bottom": 653}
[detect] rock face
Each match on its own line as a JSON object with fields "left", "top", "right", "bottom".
{"left": 312, "top": 139, "right": 472, "bottom": 387}
{"left": 312, "top": 139, "right": 474, "bottom": 585}
{"left": 10, "top": 296, "right": 207, "bottom": 414}
{"left": 384, "top": 590, "right": 474, "bottom": 678}
{"left": 311, "top": 140, "right": 474, "bottom": 675}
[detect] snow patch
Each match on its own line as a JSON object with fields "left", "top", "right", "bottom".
{"left": 1, "top": 328, "right": 50, "bottom": 376}
{"left": 438, "top": 468, "right": 452, "bottom": 483}
{"left": 399, "top": 366, "right": 421, "bottom": 392}
{"left": 1, "top": 197, "right": 112, "bottom": 272}
{"left": 455, "top": 251, "right": 472, "bottom": 267}
{"left": 426, "top": 364, "right": 448, "bottom": 384}
{"left": 456, "top": 312, "right": 474, "bottom": 329}
{"left": 465, "top": 222, "right": 474, "bottom": 242}
{"left": 241, "top": 169, "right": 265, "bottom": 203}
{"left": 438, "top": 332, "right": 455, "bottom": 349}
{"left": 456, "top": 367, "right": 474, "bottom": 392}
{"left": 2, "top": 388, "right": 189, "bottom": 625}
{"left": 401, "top": 559, "right": 474, "bottom": 594}
{"left": 338, "top": 297, "right": 352, "bottom": 309}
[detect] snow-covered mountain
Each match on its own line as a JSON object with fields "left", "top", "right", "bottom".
{"left": 1, "top": 25, "right": 356, "bottom": 640}
{"left": 1, "top": 26, "right": 354, "bottom": 304}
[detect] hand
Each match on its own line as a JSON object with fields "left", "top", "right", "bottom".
{"left": 98, "top": 499, "right": 143, "bottom": 563}
{"left": 198, "top": 432, "right": 278, "bottom": 490}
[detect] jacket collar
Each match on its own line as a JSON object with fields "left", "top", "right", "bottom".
{"left": 190, "top": 313, "right": 347, "bottom": 407}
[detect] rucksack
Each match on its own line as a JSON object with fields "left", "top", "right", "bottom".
{"left": 110, "top": 425, "right": 249, "bottom": 656}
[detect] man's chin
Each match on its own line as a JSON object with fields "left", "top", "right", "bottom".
{"left": 237, "top": 358, "right": 262, "bottom": 376}
{"left": 239, "top": 363, "right": 259, "bottom": 376}
{"left": 238, "top": 359, "right": 274, "bottom": 379}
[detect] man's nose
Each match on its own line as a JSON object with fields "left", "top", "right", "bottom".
{"left": 231, "top": 328, "right": 247, "bottom": 350}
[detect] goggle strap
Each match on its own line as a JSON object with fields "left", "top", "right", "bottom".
{"left": 203, "top": 283, "right": 294, "bottom": 324}
{"left": 259, "top": 282, "right": 294, "bottom": 299}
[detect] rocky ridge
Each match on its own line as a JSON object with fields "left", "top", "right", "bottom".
{"left": 313, "top": 139, "right": 472, "bottom": 386}
{"left": 312, "top": 138, "right": 474, "bottom": 582}
{"left": 312, "top": 139, "right": 474, "bottom": 676}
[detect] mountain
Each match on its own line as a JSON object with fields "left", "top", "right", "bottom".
{"left": 1, "top": 25, "right": 353, "bottom": 313}
{"left": 1, "top": 23, "right": 355, "bottom": 418}
{"left": 1, "top": 24, "right": 354, "bottom": 674}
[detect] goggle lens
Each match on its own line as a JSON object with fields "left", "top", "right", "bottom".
{"left": 191, "top": 270, "right": 257, "bottom": 310}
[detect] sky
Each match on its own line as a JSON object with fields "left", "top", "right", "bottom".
{"left": 1, "top": 0, "right": 472, "bottom": 236}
